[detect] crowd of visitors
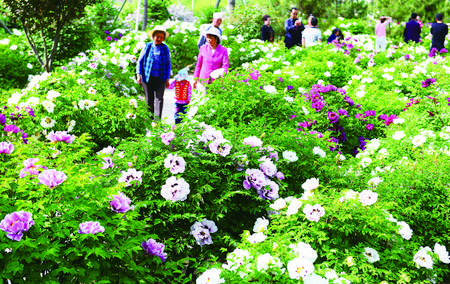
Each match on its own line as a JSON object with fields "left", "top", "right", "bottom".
{"left": 137, "top": 9, "right": 449, "bottom": 124}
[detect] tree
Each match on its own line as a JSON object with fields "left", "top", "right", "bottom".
{"left": 2, "top": 0, "right": 101, "bottom": 72}
{"left": 142, "top": 0, "right": 148, "bottom": 31}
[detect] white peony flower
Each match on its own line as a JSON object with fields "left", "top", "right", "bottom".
{"left": 434, "top": 243, "right": 450, "bottom": 264}
{"left": 196, "top": 268, "right": 225, "bottom": 284}
{"left": 363, "top": 247, "right": 380, "bottom": 263}
{"left": 286, "top": 198, "right": 302, "bottom": 216}
{"left": 289, "top": 242, "right": 318, "bottom": 263}
{"left": 256, "top": 253, "right": 284, "bottom": 273}
{"left": 40, "top": 116, "right": 56, "bottom": 128}
{"left": 41, "top": 100, "right": 56, "bottom": 113}
{"left": 263, "top": 85, "right": 277, "bottom": 94}
{"left": 253, "top": 217, "right": 269, "bottom": 233}
{"left": 397, "top": 221, "right": 413, "bottom": 240}
{"left": 324, "top": 71, "right": 331, "bottom": 77}
{"left": 412, "top": 135, "right": 426, "bottom": 147}
{"left": 282, "top": 150, "right": 298, "bottom": 162}
{"left": 270, "top": 198, "right": 287, "bottom": 210}
{"left": 392, "top": 131, "right": 406, "bottom": 140}
{"left": 413, "top": 247, "right": 433, "bottom": 269}
{"left": 247, "top": 232, "right": 267, "bottom": 244}
{"left": 287, "top": 258, "right": 314, "bottom": 280}
{"left": 302, "top": 178, "right": 319, "bottom": 192}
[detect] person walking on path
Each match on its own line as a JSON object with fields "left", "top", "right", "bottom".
{"left": 193, "top": 27, "right": 229, "bottom": 90}
{"left": 403, "top": 13, "right": 421, "bottom": 43}
{"left": 197, "top": 13, "right": 223, "bottom": 49}
{"left": 430, "top": 13, "right": 448, "bottom": 51}
{"left": 261, "top": 15, "right": 275, "bottom": 42}
{"left": 302, "top": 16, "right": 322, "bottom": 47}
{"left": 167, "top": 68, "right": 192, "bottom": 124}
{"left": 284, "top": 7, "right": 305, "bottom": 49}
{"left": 136, "top": 25, "right": 171, "bottom": 120}
{"left": 375, "top": 16, "right": 392, "bottom": 51}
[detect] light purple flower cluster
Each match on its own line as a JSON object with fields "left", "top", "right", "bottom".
{"left": 0, "top": 141, "right": 14, "bottom": 154}
{"left": 0, "top": 211, "right": 34, "bottom": 241}
{"left": 100, "top": 157, "right": 114, "bottom": 169}
{"left": 164, "top": 153, "right": 186, "bottom": 174}
{"left": 161, "top": 131, "right": 175, "bottom": 145}
{"left": 257, "top": 180, "right": 279, "bottom": 200}
{"left": 190, "top": 219, "right": 218, "bottom": 246}
{"left": 260, "top": 159, "right": 277, "bottom": 177}
{"left": 297, "top": 119, "right": 316, "bottom": 131}
{"left": 109, "top": 192, "right": 134, "bottom": 213}
{"left": 19, "top": 158, "right": 48, "bottom": 178}
{"left": 38, "top": 169, "right": 67, "bottom": 189}
{"left": 243, "top": 169, "right": 267, "bottom": 190}
{"left": 118, "top": 168, "right": 143, "bottom": 186}
{"left": 46, "top": 131, "right": 75, "bottom": 144}
{"left": 78, "top": 221, "right": 105, "bottom": 234}
{"left": 421, "top": 78, "right": 437, "bottom": 88}
{"left": 142, "top": 239, "right": 167, "bottom": 262}
{"left": 97, "top": 146, "right": 115, "bottom": 156}
{"left": 161, "top": 176, "right": 190, "bottom": 202}
{"left": 243, "top": 136, "right": 263, "bottom": 147}
{"left": 303, "top": 204, "right": 325, "bottom": 222}
{"left": 209, "top": 139, "right": 232, "bottom": 157}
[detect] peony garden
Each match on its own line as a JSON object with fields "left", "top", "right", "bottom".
{"left": 1, "top": 0, "right": 450, "bottom": 283}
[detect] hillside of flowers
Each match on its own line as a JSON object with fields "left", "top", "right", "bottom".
{"left": 1, "top": 7, "right": 450, "bottom": 283}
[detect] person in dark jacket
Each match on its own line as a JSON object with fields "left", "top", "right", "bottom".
{"left": 403, "top": 13, "right": 421, "bottom": 43}
{"left": 136, "top": 25, "right": 171, "bottom": 120}
{"left": 284, "top": 7, "right": 305, "bottom": 49}
{"left": 431, "top": 13, "right": 448, "bottom": 51}
{"left": 327, "top": 28, "right": 341, "bottom": 43}
{"left": 261, "top": 15, "right": 274, "bottom": 42}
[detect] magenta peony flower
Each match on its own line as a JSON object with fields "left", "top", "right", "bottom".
{"left": 19, "top": 158, "right": 48, "bottom": 178}
{"left": 161, "top": 131, "right": 175, "bottom": 145}
{"left": 46, "top": 131, "right": 75, "bottom": 144}
{"left": 0, "top": 141, "right": 14, "bottom": 154}
{"left": 38, "top": 169, "right": 67, "bottom": 188}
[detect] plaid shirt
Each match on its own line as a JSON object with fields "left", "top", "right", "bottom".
{"left": 137, "top": 42, "right": 171, "bottom": 83}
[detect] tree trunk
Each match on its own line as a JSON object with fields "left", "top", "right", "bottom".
{"left": 142, "top": 0, "right": 148, "bottom": 30}
{"left": 214, "top": 0, "right": 221, "bottom": 9}
{"left": 47, "top": 20, "right": 64, "bottom": 72}
{"left": 227, "top": 0, "right": 235, "bottom": 11}
{"left": 22, "top": 22, "right": 45, "bottom": 70}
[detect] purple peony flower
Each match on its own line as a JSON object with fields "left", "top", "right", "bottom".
{"left": 328, "top": 137, "right": 339, "bottom": 151}
{"left": 404, "top": 54, "right": 410, "bottom": 60}
{"left": 249, "top": 69, "right": 261, "bottom": 80}
{"left": 19, "top": 158, "right": 47, "bottom": 178}
{"left": 260, "top": 160, "right": 277, "bottom": 177}
{"left": 164, "top": 153, "right": 186, "bottom": 174}
{"left": 276, "top": 171, "right": 285, "bottom": 180}
{"left": 421, "top": 78, "right": 437, "bottom": 88}
{"left": 0, "top": 141, "right": 14, "bottom": 154}
{"left": 118, "top": 168, "right": 143, "bottom": 186}
{"left": 338, "top": 109, "right": 348, "bottom": 117}
{"left": 142, "top": 239, "right": 167, "bottom": 261}
{"left": 161, "top": 131, "right": 175, "bottom": 145}
{"left": 310, "top": 130, "right": 323, "bottom": 138}
{"left": 0, "top": 211, "right": 34, "bottom": 241}
{"left": 328, "top": 111, "right": 339, "bottom": 124}
{"left": 78, "top": 221, "right": 105, "bottom": 234}
{"left": 104, "top": 30, "right": 111, "bottom": 34}
{"left": 428, "top": 48, "right": 438, "bottom": 58}
{"left": 257, "top": 180, "right": 279, "bottom": 200}
{"left": 106, "top": 36, "right": 112, "bottom": 41}
{"left": 161, "top": 176, "right": 190, "bottom": 202}
{"left": 287, "top": 85, "right": 294, "bottom": 91}
{"left": 366, "top": 124, "right": 374, "bottom": 131}
{"left": 190, "top": 219, "right": 218, "bottom": 246}
{"left": 243, "top": 168, "right": 267, "bottom": 190}
{"left": 440, "top": 48, "right": 448, "bottom": 54}
{"left": 109, "top": 192, "right": 134, "bottom": 213}
{"left": 311, "top": 100, "right": 325, "bottom": 112}
{"left": 21, "top": 130, "right": 28, "bottom": 144}
{"left": 364, "top": 110, "right": 376, "bottom": 117}
{"left": 344, "top": 96, "right": 354, "bottom": 106}
{"left": 46, "top": 131, "right": 75, "bottom": 144}
{"left": 38, "top": 169, "right": 67, "bottom": 188}
{"left": 278, "top": 77, "right": 284, "bottom": 82}
{"left": 209, "top": 139, "right": 232, "bottom": 157}
{"left": 378, "top": 114, "right": 387, "bottom": 120}
{"left": 4, "top": 124, "right": 19, "bottom": 133}
{"left": 100, "top": 157, "right": 114, "bottom": 169}
{"left": 0, "top": 113, "right": 6, "bottom": 124}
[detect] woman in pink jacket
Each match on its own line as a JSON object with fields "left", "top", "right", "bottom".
{"left": 193, "top": 27, "right": 229, "bottom": 89}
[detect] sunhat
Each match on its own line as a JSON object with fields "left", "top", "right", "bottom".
{"left": 148, "top": 25, "right": 170, "bottom": 39}
{"left": 213, "top": 12, "right": 223, "bottom": 19}
{"left": 204, "top": 27, "right": 222, "bottom": 44}
{"left": 174, "top": 67, "right": 192, "bottom": 82}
